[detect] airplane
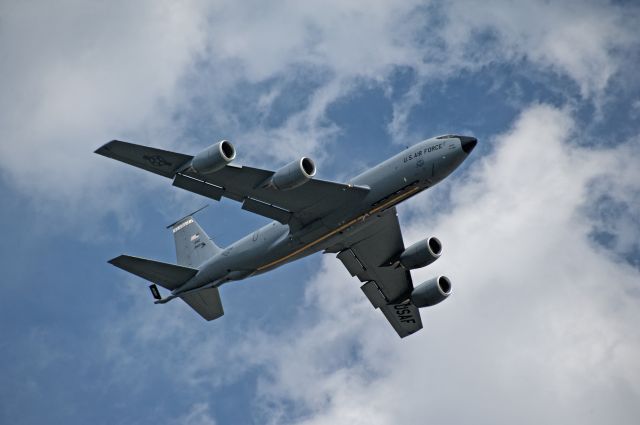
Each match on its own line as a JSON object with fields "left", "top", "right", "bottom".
{"left": 95, "top": 134, "right": 477, "bottom": 338}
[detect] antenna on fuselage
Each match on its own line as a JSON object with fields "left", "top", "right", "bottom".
{"left": 166, "top": 205, "right": 209, "bottom": 229}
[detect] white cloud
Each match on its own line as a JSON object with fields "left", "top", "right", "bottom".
{"left": 101, "top": 104, "right": 640, "bottom": 424}
{"left": 439, "top": 0, "right": 638, "bottom": 98}
{"left": 0, "top": 0, "right": 210, "bottom": 225}
{"left": 226, "top": 105, "right": 640, "bottom": 424}
{"left": 82, "top": 50, "right": 640, "bottom": 419}
{"left": 3, "top": 1, "right": 640, "bottom": 423}
{"left": 170, "top": 403, "right": 217, "bottom": 425}
{"left": 3, "top": 0, "right": 637, "bottom": 227}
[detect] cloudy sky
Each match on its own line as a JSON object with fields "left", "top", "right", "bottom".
{"left": 1, "top": 0, "right": 639, "bottom": 424}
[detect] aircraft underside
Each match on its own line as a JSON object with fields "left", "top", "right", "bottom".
{"left": 97, "top": 134, "right": 477, "bottom": 337}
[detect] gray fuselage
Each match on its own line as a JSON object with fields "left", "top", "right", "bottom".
{"left": 175, "top": 136, "right": 472, "bottom": 295}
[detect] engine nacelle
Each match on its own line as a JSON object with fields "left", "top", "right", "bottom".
{"left": 411, "top": 276, "right": 452, "bottom": 308}
{"left": 269, "top": 157, "right": 316, "bottom": 190}
{"left": 191, "top": 140, "right": 236, "bottom": 174}
{"left": 399, "top": 237, "right": 442, "bottom": 269}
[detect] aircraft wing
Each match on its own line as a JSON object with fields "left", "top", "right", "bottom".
{"left": 96, "top": 140, "right": 369, "bottom": 227}
{"left": 176, "top": 166, "right": 368, "bottom": 227}
{"left": 326, "top": 208, "right": 423, "bottom": 338}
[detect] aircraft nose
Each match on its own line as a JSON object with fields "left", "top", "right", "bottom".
{"left": 460, "top": 136, "right": 477, "bottom": 154}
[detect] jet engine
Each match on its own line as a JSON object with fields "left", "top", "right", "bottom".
{"left": 191, "top": 140, "right": 236, "bottom": 174}
{"left": 399, "top": 237, "right": 442, "bottom": 269}
{"left": 268, "top": 157, "right": 316, "bottom": 190}
{"left": 411, "top": 276, "right": 452, "bottom": 308}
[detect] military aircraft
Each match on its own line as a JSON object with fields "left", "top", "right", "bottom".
{"left": 96, "top": 134, "right": 477, "bottom": 337}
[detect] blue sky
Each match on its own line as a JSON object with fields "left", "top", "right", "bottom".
{"left": 1, "top": 1, "right": 640, "bottom": 424}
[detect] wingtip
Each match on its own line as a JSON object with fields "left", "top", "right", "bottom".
{"left": 107, "top": 255, "right": 124, "bottom": 265}
{"left": 94, "top": 140, "right": 124, "bottom": 155}
{"left": 94, "top": 140, "right": 114, "bottom": 155}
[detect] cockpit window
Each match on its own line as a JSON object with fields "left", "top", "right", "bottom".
{"left": 436, "top": 134, "right": 457, "bottom": 139}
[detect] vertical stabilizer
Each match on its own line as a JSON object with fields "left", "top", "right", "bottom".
{"left": 168, "top": 206, "right": 222, "bottom": 267}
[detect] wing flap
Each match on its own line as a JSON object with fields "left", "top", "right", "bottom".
{"left": 180, "top": 287, "right": 224, "bottom": 321}
{"left": 108, "top": 255, "right": 198, "bottom": 290}
{"left": 337, "top": 249, "right": 366, "bottom": 277}
{"left": 332, "top": 208, "right": 411, "bottom": 302}
{"left": 173, "top": 173, "right": 224, "bottom": 200}
{"left": 360, "top": 280, "right": 386, "bottom": 308}
{"left": 241, "top": 197, "right": 292, "bottom": 224}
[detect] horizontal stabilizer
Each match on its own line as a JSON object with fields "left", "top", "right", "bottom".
{"left": 95, "top": 140, "right": 193, "bottom": 178}
{"left": 180, "top": 287, "right": 224, "bottom": 321}
{"left": 109, "top": 255, "right": 198, "bottom": 290}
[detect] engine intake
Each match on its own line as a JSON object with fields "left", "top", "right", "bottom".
{"left": 411, "top": 276, "right": 452, "bottom": 308}
{"left": 399, "top": 237, "right": 442, "bottom": 269}
{"left": 191, "top": 140, "right": 236, "bottom": 174}
{"left": 269, "top": 157, "right": 316, "bottom": 190}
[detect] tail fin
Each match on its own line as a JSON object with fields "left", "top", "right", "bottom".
{"left": 168, "top": 206, "right": 222, "bottom": 267}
